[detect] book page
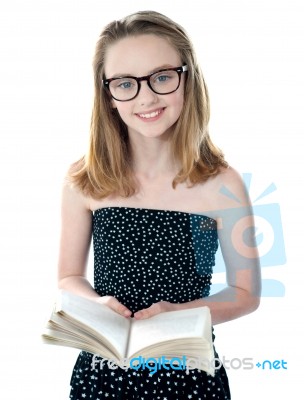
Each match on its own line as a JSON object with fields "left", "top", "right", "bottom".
{"left": 127, "top": 306, "right": 212, "bottom": 358}
{"left": 57, "top": 290, "right": 131, "bottom": 358}
{"left": 42, "top": 325, "right": 117, "bottom": 360}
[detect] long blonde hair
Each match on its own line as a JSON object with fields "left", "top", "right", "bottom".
{"left": 70, "top": 10, "right": 228, "bottom": 199}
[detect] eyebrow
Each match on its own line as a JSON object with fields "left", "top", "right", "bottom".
{"left": 110, "top": 64, "right": 177, "bottom": 79}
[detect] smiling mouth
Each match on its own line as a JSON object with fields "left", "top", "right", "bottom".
{"left": 137, "top": 108, "right": 165, "bottom": 119}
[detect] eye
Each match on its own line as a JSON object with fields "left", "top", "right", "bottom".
{"left": 118, "top": 81, "right": 133, "bottom": 89}
{"left": 157, "top": 74, "right": 170, "bottom": 82}
{"left": 152, "top": 70, "right": 176, "bottom": 85}
{"left": 111, "top": 78, "right": 136, "bottom": 90}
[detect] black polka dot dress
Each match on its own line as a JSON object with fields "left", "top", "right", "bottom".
{"left": 69, "top": 207, "right": 231, "bottom": 399}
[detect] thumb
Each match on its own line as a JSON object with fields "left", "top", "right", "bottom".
{"left": 98, "top": 295, "right": 132, "bottom": 317}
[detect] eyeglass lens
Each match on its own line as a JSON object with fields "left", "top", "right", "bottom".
{"left": 109, "top": 70, "right": 180, "bottom": 101}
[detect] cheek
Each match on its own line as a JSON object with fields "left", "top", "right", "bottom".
{"left": 172, "top": 92, "right": 185, "bottom": 115}
{"left": 173, "top": 81, "right": 185, "bottom": 109}
{"left": 114, "top": 103, "right": 132, "bottom": 122}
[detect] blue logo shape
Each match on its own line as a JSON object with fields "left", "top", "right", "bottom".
{"left": 211, "top": 173, "right": 286, "bottom": 297}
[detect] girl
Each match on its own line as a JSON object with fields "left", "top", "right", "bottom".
{"left": 58, "top": 10, "right": 261, "bottom": 400}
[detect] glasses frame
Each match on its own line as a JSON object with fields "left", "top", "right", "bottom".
{"left": 102, "top": 65, "right": 188, "bottom": 102}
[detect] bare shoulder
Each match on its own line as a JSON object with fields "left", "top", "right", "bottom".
{"left": 216, "top": 165, "right": 247, "bottom": 191}
{"left": 58, "top": 163, "right": 93, "bottom": 281}
{"left": 208, "top": 166, "right": 251, "bottom": 210}
{"left": 61, "top": 162, "right": 90, "bottom": 213}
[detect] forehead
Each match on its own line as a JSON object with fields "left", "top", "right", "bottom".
{"left": 104, "top": 34, "right": 181, "bottom": 77}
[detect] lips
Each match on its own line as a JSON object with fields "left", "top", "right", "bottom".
{"left": 136, "top": 108, "right": 165, "bottom": 120}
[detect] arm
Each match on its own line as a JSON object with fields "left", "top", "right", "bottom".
{"left": 57, "top": 173, "right": 132, "bottom": 317}
{"left": 200, "top": 197, "right": 261, "bottom": 324}
{"left": 134, "top": 167, "right": 261, "bottom": 324}
{"left": 57, "top": 177, "right": 96, "bottom": 299}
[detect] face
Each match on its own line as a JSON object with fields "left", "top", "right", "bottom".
{"left": 104, "top": 34, "right": 185, "bottom": 140}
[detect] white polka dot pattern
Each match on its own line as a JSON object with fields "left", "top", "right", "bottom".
{"left": 93, "top": 207, "right": 218, "bottom": 313}
{"left": 69, "top": 207, "right": 231, "bottom": 399}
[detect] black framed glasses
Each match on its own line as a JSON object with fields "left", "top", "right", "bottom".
{"left": 103, "top": 65, "right": 188, "bottom": 102}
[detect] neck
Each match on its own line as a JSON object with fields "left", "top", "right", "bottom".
{"left": 128, "top": 135, "right": 178, "bottom": 179}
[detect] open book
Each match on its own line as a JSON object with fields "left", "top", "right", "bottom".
{"left": 42, "top": 290, "right": 215, "bottom": 376}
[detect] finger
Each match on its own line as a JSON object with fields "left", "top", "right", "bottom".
{"left": 98, "top": 296, "right": 132, "bottom": 317}
{"left": 109, "top": 297, "right": 132, "bottom": 317}
{"left": 134, "top": 303, "right": 160, "bottom": 320}
{"left": 134, "top": 301, "right": 177, "bottom": 319}
{"left": 133, "top": 308, "right": 149, "bottom": 320}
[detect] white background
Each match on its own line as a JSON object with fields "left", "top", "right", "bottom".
{"left": 0, "top": 0, "right": 303, "bottom": 398}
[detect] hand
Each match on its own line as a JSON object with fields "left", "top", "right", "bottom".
{"left": 95, "top": 295, "right": 132, "bottom": 318}
{"left": 134, "top": 301, "right": 179, "bottom": 320}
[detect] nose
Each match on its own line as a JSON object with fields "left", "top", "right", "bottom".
{"left": 137, "top": 80, "right": 158, "bottom": 104}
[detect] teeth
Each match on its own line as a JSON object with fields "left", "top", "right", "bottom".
{"left": 139, "top": 109, "right": 162, "bottom": 119}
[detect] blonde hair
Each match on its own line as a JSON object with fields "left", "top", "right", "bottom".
{"left": 70, "top": 10, "right": 228, "bottom": 199}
